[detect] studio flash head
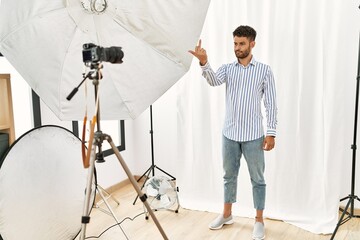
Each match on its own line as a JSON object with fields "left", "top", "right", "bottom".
{"left": 82, "top": 43, "right": 124, "bottom": 64}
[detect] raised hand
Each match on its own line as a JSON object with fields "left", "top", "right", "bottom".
{"left": 188, "top": 39, "right": 208, "bottom": 66}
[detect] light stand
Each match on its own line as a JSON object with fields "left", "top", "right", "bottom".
{"left": 330, "top": 33, "right": 360, "bottom": 239}
{"left": 93, "top": 168, "right": 125, "bottom": 237}
{"left": 133, "top": 105, "right": 176, "bottom": 205}
{"left": 67, "top": 64, "right": 168, "bottom": 240}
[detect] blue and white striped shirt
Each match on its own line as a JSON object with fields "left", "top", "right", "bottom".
{"left": 201, "top": 57, "right": 277, "bottom": 142}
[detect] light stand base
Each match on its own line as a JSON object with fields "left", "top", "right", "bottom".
{"left": 133, "top": 165, "right": 176, "bottom": 205}
{"left": 330, "top": 195, "right": 360, "bottom": 239}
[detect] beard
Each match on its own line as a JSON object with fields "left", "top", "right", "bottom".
{"left": 235, "top": 47, "right": 250, "bottom": 59}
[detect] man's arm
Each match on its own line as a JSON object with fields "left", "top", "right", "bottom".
{"left": 263, "top": 66, "right": 278, "bottom": 151}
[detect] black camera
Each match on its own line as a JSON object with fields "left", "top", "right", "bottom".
{"left": 82, "top": 43, "right": 124, "bottom": 64}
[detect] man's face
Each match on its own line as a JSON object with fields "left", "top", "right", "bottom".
{"left": 234, "top": 36, "right": 255, "bottom": 59}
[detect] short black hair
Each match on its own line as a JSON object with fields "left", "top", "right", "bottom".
{"left": 233, "top": 25, "right": 256, "bottom": 42}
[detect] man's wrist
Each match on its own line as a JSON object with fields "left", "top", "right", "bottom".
{"left": 266, "top": 129, "right": 276, "bottom": 137}
{"left": 199, "top": 60, "right": 207, "bottom": 66}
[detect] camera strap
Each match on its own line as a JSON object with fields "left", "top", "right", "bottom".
{"left": 81, "top": 69, "right": 101, "bottom": 168}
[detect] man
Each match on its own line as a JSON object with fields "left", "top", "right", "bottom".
{"left": 188, "top": 25, "right": 277, "bottom": 239}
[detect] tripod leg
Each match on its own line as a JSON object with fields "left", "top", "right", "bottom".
{"left": 155, "top": 165, "right": 176, "bottom": 180}
{"left": 133, "top": 166, "right": 153, "bottom": 205}
{"left": 105, "top": 135, "right": 169, "bottom": 240}
{"left": 79, "top": 138, "right": 97, "bottom": 240}
{"left": 355, "top": 196, "right": 360, "bottom": 218}
{"left": 137, "top": 165, "right": 153, "bottom": 183}
{"left": 330, "top": 198, "right": 352, "bottom": 240}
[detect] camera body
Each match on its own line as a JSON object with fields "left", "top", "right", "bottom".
{"left": 82, "top": 43, "right": 124, "bottom": 64}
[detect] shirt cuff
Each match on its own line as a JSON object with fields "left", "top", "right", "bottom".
{"left": 266, "top": 129, "right": 276, "bottom": 137}
{"left": 200, "top": 61, "right": 210, "bottom": 70}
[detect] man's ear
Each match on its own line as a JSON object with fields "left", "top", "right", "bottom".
{"left": 251, "top": 41, "right": 256, "bottom": 48}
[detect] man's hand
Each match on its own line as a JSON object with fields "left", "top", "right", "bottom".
{"left": 188, "top": 39, "right": 208, "bottom": 66}
{"left": 263, "top": 136, "right": 275, "bottom": 151}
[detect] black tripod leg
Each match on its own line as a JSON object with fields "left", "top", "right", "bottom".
{"left": 155, "top": 165, "right": 176, "bottom": 180}
{"left": 339, "top": 196, "right": 351, "bottom": 215}
{"left": 133, "top": 166, "right": 153, "bottom": 205}
{"left": 330, "top": 198, "right": 352, "bottom": 240}
{"left": 137, "top": 165, "right": 154, "bottom": 183}
{"left": 340, "top": 195, "right": 350, "bottom": 202}
{"left": 356, "top": 196, "right": 360, "bottom": 218}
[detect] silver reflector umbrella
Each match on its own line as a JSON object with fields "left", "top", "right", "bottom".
{"left": 0, "top": 0, "right": 210, "bottom": 120}
{"left": 0, "top": 125, "right": 95, "bottom": 239}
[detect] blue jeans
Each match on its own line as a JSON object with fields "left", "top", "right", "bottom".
{"left": 222, "top": 135, "right": 266, "bottom": 210}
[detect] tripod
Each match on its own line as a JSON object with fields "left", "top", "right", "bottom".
{"left": 133, "top": 105, "right": 176, "bottom": 205}
{"left": 67, "top": 64, "right": 168, "bottom": 240}
{"left": 330, "top": 33, "right": 360, "bottom": 239}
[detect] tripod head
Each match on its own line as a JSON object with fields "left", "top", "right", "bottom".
{"left": 65, "top": 63, "right": 103, "bottom": 101}
{"left": 85, "top": 62, "right": 104, "bottom": 81}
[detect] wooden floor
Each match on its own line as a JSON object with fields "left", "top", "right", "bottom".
{"left": 84, "top": 183, "right": 360, "bottom": 240}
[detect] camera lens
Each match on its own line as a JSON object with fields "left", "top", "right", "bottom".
{"left": 104, "top": 47, "right": 124, "bottom": 64}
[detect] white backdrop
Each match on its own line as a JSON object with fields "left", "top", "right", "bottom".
{"left": 175, "top": 0, "right": 360, "bottom": 234}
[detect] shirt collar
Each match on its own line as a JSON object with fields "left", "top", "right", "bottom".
{"left": 235, "top": 55, "right": 257, "bottom": 67}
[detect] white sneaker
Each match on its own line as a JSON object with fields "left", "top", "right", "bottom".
{"left": 252, "top": 222, "right": 265, "bottom": 239}
{"left": 208, "top": 214, "right": 234, "bottom": 230}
